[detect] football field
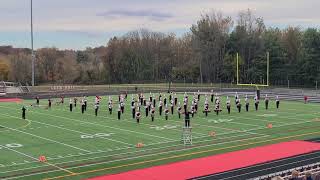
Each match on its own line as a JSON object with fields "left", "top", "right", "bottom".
{"left": 1, "top": 94, "right": 320, "bottom": 180}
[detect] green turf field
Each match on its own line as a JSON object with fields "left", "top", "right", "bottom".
{"left": 1, "top": 93, "right": 320, "bottom": 180}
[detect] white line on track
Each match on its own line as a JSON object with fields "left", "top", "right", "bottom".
{"left": 218, "top": 155, "right": 320, "bottom": 180}
{"left": 194, "top": 151, "right": 320, "bottom": 180}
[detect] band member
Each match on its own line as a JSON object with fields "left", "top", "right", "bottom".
{"left": 48, "top": 98, "right": 52, "bottom": 108}
{"left": 136, "top": 109, "right": 141, "bottom": 123}
{"left": 197, "top": 90, "right": 200, "bottom": 100}
{"left": 169, "top": 92, "right": 172, "bottom": 101}
{"left": 139, "top": 94, "right": 143, "bottom": 106}
{"left": 190, "top": 103, "right": 195, "bottom": 118}
{"left": 183, "top": 97, "right": 187, "bottom": 112}
{"left": 74, "top": 97, "right": 78, "bottom": 107}
{"left": 151, "top": 105, "right": 155, "bottom": 122}
{"left": 84, "top": 96, "right": 87, "bottom": 111}
{"left": 60, "top": 96, "right": 64, "bottom": 104}
{"left": 153, "top": 96, "right": 156, "bottom": 108}
{"left": 215, "top": 93, "right": 219, "bottom": 104}
{"left": 81, "top": 99, "right": 85, "bottom": 114}
{"left": 203, "top": 103, "right": 210, "bottom": 117}
{"left": 143, "top": 99, "right": 146, "bottom": 107}
{"left": 211, "top": 90, "right": 214, "bottom": 103}
{"left": 117, "top": 104, "right": 121, "bottom": 120}
{"left": 170, "top": 100, "right": 174, "bottom": 115}
{"left": 149, "top": 92, "right": 152, "bottom": 102}
{"left": 194, "top": 98, "right": 198, "bottom": 113}
{"left": 304, "top": 96, "right": 308, "bottom": 104}
{"left": 245, "top": 95, "right": 249, "bottom": 112}
{"left": 236, "top": 98, "right": 241, "bottom": 113}
{"left": 131, "top": 100, "right": 136, "bottom": 119}
{"left": 184, "top": 111, "right": 191, "bottom": 127}
{"left": 148, "top": 100, "right": 152, "bottom": 112}
{"left": 235, "top": 92, "right": 239, "bottom": 105}
{"left": 254, "top": 95, "right": 259, "bottom": 111}
{"left": 108, "top": 100, "right": 113, "bottom": 115}
{"left": 226, "top": 96, "right": 231, "bottom": 114}
{"left": 164, "top": 95, "right": 167, "bottom": 106}
{"left": 159, "top": 100, "right": 163, "bottom": 116}
{"left": 174, "top": 93, "right": 178, "bottom": 105}
{"left": 36, "top": 96, "right": 40, "bottom": 106}
{"left": 94, "top": 103, "right": 99, "bottom": 116}
{"left": 22, "top": 106, "right": 26, "bottom": 119}
{"left": 164, "top": 105, "right": 169, "bottom": 120}
{"left": 177, "top": 102, "right": 182, "bottom": 119}
{"left": 265, "top": 94, "right": 269, "bottom": 110}
{"left": 145, "top": 101, "right": 149, "bottom": 117}
{"left": 276, "top": 96, "right": 280, "bottom": 109}
{"left": 159, "top": 93, "right": 162, "bottom": 101}
{"left": 69, "top": 98, "right": 73, "bottom": 112}
{"left": 120, "top": 101, "right": 124, "bottom": 114}
{"left": 214, "top": 103, "right": 221, "bottom": 115}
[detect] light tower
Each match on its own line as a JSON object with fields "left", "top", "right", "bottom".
{"left": 31, "top": 0, "right": 35, "bottom": 86}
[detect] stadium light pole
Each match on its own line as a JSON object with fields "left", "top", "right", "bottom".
{"left": 31, "top": 0, "right": 35, "bottom": 86}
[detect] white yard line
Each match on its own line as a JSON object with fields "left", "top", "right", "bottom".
{"left": 0, "top": 105, "right": 175, "bottom": 142}
{"left": 2, "top": 113, "right": 133, "bottom": 147}
{"left": 57, "top": 107, "right": 208, "bottom": 137}
{"left": 2, "top": 111, "right": 317, "bottom": 170}
{"left": 1, "top": 130, "right": 261, "bottom": 170}
{"left": 0, "top": 145, "right": 38, "bottom": 161}
{"left": 1, "top": 135, "right": 269, "bottom": 178}
{"left": 0, "top": 124, "right": 91, "bottom": 153}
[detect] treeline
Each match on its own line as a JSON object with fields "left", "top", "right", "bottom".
{"left": 0, "top": 9, "right": 319, "bottom": 87}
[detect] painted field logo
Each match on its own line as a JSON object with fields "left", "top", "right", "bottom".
{"left": 80, "top": 133, "right": 114, "bottom": 139}
{"left": 257, "top": 114, "right": 277, "bottom": 117}
{"left": 150, "top": 125, "right": 177, "bottom": 131}
{"left": 0, "top": 143, "right": 23, "bottom": 150}
{"left": 208, "top": 119, "right": 233, "bottom": 124}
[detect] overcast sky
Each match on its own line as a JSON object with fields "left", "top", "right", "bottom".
{"left": 0, "top": 0, "right": 319, "bottom": 50}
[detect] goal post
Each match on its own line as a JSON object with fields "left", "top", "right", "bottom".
{"left": 236, "top": 52, "right": 270, "bottom": 99}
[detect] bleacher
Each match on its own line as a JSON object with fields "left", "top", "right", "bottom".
{"left": 250, "top": 162, "right": 320, "bottom": 180}
{"left": 0, "top": 81, "right": 30, "bottom": 95}
{"left": 0, "top": 81, "right": 6, "bottom": 96}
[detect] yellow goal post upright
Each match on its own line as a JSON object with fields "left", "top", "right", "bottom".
{"left": 236, "top": 52, "right": 270, "bottom": 99}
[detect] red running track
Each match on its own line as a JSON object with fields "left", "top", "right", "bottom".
{"left": 88, "top": 141, "right": 320, "bottom": 180}
{"left": 0, "top": 98, "right": 23, "bottom": 103}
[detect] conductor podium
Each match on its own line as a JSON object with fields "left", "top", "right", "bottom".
{"left": 181, "top": 127, "right": 192, "bottom": 145}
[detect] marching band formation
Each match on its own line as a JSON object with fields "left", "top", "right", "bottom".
{"left": 25, "top": 91, "right": 281, "bottom": 127}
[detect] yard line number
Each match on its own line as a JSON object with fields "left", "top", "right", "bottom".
{"left": 80, "top": 133, "right": 114, "bottom": 139}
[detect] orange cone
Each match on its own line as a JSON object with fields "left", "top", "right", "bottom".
{"left": 136, "top": 142, "right": 144, "bottom": 148}
{"left": 209, "top": 131, "right": 216, "bottom": 137}
{"left": 39, "top": 155, "right": 47, "bottom": 162}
